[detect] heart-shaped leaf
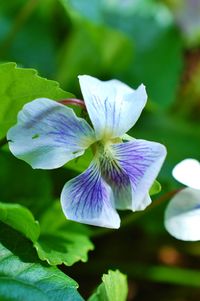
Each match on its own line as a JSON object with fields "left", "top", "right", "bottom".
{"left": 0, "top": 223, "right": 83, "bottom": 301}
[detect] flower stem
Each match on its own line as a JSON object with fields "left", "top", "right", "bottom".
{"left": 0, "top": 137, "right": 8, "bottom": 148}
{"left": 58, "top": 98, "right": 86, "bottom": 109}
{"left": 91, "top": 189, "right": 179, "bottom": 239}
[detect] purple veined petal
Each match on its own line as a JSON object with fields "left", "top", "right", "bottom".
{"left": 78, "top": 75, "right": 147, "bottom": 140}
{"left": 7, "top": 98, "right": 95, "bottom": 169}
{"left": 61, "top": 159, "right": 120, "bottom": 228}
{"left": 164, "top": 187, "right": 200, "bottom": 241}
{"left": 172, "top": 158, "right": 200, "bottom": 189}
{"left": 101, "top": 139, "right": 166, "bottom": 211}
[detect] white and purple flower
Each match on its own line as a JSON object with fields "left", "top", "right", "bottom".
{"left": 7, "top": 75, "right": 166, "bottom": 228}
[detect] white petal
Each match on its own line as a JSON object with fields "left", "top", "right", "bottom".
{"left": 172, "top": 159, "right": 200, "bottom": 189}
{"left": 79, "top": 75, "right": 147, "bottom": 140}
{"left": 165, "top": 188, "right": 200, "bottom": 241}
{"left": 7, "top": 98, "right": 95, "bottom": 169}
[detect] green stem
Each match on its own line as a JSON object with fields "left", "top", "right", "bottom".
{"left": 91, "top": 189, "right": 179, "bottom": 239}
{"left": 0, "top": 137, "right": 8, "bottom": 148}
{"left": 0, "top": 0, "right": 40, "bottom": 56}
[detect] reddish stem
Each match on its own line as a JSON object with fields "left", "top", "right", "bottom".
{"left": 58, "top": 98, "right": 86, "bottom": 109}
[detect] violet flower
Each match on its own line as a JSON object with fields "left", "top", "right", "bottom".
{"left": 7, "top": 75, "right": 166, "bottom": 228}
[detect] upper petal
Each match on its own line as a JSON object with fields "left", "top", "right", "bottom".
{"left": 79, "top": 75, "right": 147, "bottom": 140}
{"left": 101, "top": 139, "right": 166, "bottom": 211}
{"left": 7, "top": 98, "right": 95, "bottom": 169}
{"left": 61, "top": 159, "right": 120, "bottom": 228}
{"left": 172, "top": 159, "right": 200, "bottom": 189}
{"left": 164, "top": 187, "right": 200, "bottom": 241}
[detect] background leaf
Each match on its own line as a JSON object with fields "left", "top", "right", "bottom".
{"left": 34, "top": 201, "right": 94, "bottom": 266}
{"left": 0, "top": 202, "right": 40, "bottom": 242}
{"left": 0, "top": 0, "right": 61, "bottom": 77}
{"left": 0, "top": 223, "right": 83, "bottom": 301}
{"left": 88, "top": 270, "right": 128, "bottom": 301}
{"left": 57, "top": 22, "right": 133, "bottom": 90}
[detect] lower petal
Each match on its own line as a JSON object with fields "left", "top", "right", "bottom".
{"left": 61, "top": 160, "right": 120, "bottom": 228}
{"left": 164, "top": 188, "right": 200, "bottom": 241}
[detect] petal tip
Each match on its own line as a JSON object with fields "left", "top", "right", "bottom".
{"left": 172, "top": 158, "right": 200, "bottom": 189}
{"left": 136, "top": 83, "right": 147, "bottom": 98}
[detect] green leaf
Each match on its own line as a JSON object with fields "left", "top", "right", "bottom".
{"left": 0, "top": 62, "right": 73, "bottom": 139}
{"left": 34, "top": 232, "right": 94, "bottom": 266}
{"left": 0, "top": 199, "right": 94, "bottom": 267}
{"left": 149, "top": 180, "right": 161, "bottom": 196}
{"left": 0, "top": 223, "right": 83, "bottom": 301}
{"left": 88, "top": 270, "right": 128, "bottom": 301}
{"left": 0, "top": 202, "right": 40, "bottom": 243}
{"left": 34, "top": 201, "right": 94, "bottom": 266}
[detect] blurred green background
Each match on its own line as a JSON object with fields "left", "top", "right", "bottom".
{"left": 1, "top": 0, "right": 200, "bottom": 300}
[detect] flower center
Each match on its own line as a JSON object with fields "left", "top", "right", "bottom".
{"left": 93, "top": 140, "right": 119, "bottom": 169}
